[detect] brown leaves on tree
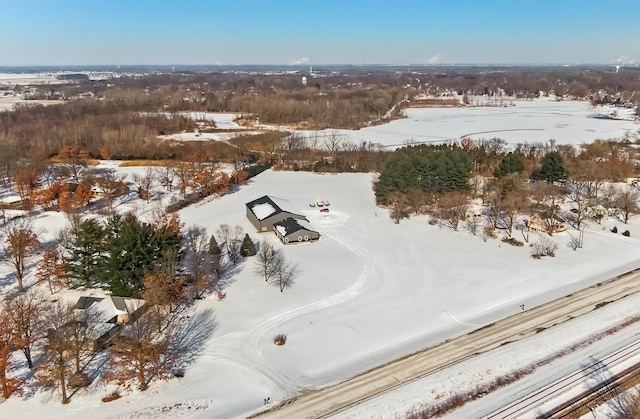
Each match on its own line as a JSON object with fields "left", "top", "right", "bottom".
{"left": 0, "top": 312, "right": 23, "bottom": 400}
{"left": 106, "top": 312, "right": 172, "bottom": 392}
{"left": 4, "top": 218, "right": 40, "bottom": 292}
{"left": 36, "top": 249, "right": 66, "bottom": 294}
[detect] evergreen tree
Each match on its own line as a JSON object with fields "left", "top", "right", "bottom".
{"left": 494, "top": 152, "right": 525, "bottom": 178}
{"left": 240, "top": 233, "right": 256, "bottom": 257}
{"left": 102, "top": 214, "right": 181, "bottom": 298}
{"left": 374, "top": 145, "right": 471, "bottom": 204}
{"left": 208, "top": 235, "right": 221, "bottom": 255}
{"left": 539, "top": 151, "right": 567, "bottom": 183}
{"left": 63, "top": 219, "right": 107, "bottom": 288}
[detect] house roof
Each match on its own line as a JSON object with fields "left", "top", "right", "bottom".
{"left": 246, "top": 195, "right": 283, "bottom": 220}
{"left": 273, "top": 217, "right": 316, "bottom": 237}
{"left": 246, "top": 195, "right": 302, "bottom": 221}
{"left": 80, "top": 296, "right": 145, "bottom": 324}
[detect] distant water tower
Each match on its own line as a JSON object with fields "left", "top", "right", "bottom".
{"left": 309, "top": 65, "right": 313, "bottom": 75}
{"left": 301, "top": 76, "right": 307, "bottom": 86}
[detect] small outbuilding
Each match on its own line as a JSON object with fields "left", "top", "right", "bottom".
{"left": 246, "top": 195, "right": 307, "bottom": 233}
{"left": 273, "top": 217, "right": 320, "bottom": 244}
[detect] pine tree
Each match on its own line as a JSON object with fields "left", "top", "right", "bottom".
{"left": 240, "top": 234, "right": 257, "bottom": 257}
{"left": 374, "top": 145, "right": 471, "bottom": 204}
{"left": 208, "top": 235, "right": 221, "bottom": 255}
{"left": 494, "top": 152, "right": 525, "bottom": 178}
{"left": 63, "top": 219, "right": 107, "bottom": 289}
{"left": 103, "top": 214, "right": 181, "bottom": 298}
{"left": 539, "top": 151, "right": 567, "bottom": 183}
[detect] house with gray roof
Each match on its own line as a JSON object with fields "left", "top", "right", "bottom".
{"left": 273, "top": 217, "right": 320, "bottom": 244}
{"left": 246, "top": 195, "right": 319, "bottom": 244}
{"left": 246, "top": 195, "right": 307, "bottom": 233}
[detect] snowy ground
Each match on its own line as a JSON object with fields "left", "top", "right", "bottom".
{"left": 0, "top": 101, "right": 639, "bottom": 417}
{"left": 2, "top": 167, "right": 640, "bottom": 418}
{"left": 283, "top": 99, "right": 639, "bottom": 148}
{"left": 171, "top": 100, "right": 639, "bottom": 149}
{"left": 0, "top": 95, "right": 64, "bottom": 111}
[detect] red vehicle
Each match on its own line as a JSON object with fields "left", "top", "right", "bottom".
{"left": 320, "top": 208, "right": 329, "bottom": 213}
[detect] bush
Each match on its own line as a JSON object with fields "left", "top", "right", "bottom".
{"left": 501, "top": 236, "right": 524, "bottom": 247}
{"left": 165, "top": 191, "right": 204, "bottom": 213}
{"left": 273, "top": 334, "right": 287, "bottom": 346}
{"left": 245, "top": 162, "right": 273, "bottom": 179}
{"left": 611, "top": 226, "right": 618, "bottom": 233}
{"left": 102, "top": 390, "right": 121, "bottom": 403}
{"left": 623, "top": 230, "right": 631, "bottom": 237}
{"left": 531, "top": 235, "right": 558, "bottom": 258}
{"left": 481, "top": 226, "right": 497, "bottom": 242}
{"left": 67, "top": 372, "right": 91, "bottom": 389}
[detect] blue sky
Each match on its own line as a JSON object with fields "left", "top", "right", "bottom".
{"left": 1, "top": 0, "right": 638, "bottom": 66}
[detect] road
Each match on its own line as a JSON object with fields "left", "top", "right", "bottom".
{"left": 483, "top": 337, "right": 640, "bottom": 418}
{"left": 252, "top": 269, "right": 640, "bottom": 418}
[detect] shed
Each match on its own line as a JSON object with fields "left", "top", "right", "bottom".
{"left": 273, "top": 217, "right": 320, "bottom": 244}
{"left": 246, "top": 195, "right": 307, "bottom": 232}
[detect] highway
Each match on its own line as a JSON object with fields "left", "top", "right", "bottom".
{"left": 252, "top": 269, "right": 640, "bottom": 418}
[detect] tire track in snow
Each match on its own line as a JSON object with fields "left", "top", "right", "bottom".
{"left": 202, "top": 223, "right": 376, "bottom": 398}
{"left": 240, "top": 226, "right": 376, "bottom": 391}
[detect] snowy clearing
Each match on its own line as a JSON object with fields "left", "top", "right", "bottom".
{"left": 2, "top": 167, "right": 640, "bottom": 418}
{"left": 0, "top": 98, "right": 639, "bottom": 417}
{"left": 268, "top": 99, "right": 639, "bottom": 149}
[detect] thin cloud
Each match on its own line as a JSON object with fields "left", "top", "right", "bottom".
{"left": 292, "top": 57, "right": 309, "bottom": 65}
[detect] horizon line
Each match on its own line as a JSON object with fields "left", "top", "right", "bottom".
{"left": 0, "top": 62, "right": 636, "bottom": 69}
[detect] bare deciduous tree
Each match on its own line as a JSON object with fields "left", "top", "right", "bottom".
{"left": 133, "top": 167, "right": 157, "bottom": 201}
{"left": 324, "top": 132, "right": 349, "bottom": 166}
{"left": 388, "top": 192, "right": 409, "bottom": 224}
{"left": 614, "top": 187, "right": 639, "bottom": 224}
{"left": 183, "top": 225, "right": 218, "bottom": 299}
{"left": 216, "top": 224, "right": 244, "bottom": 265}
{"left": 437, "top": 191, "right": 468, "bottom": 231}
{"left": 566, "top": 186, "right": 590, "bottom": 230}
{"left": 159, "top": 163, "right": 175, "bottom": 192}
{"left": 464, "top": 214, "right": 481, "bottom": 236}
{"left": 269, "top": 251, "right": 297, "bottom": 292}
{"left": 254, "top": 239, "right": 277, "bottom": 282}
{"left": 96, "top": 170, "right": 128, "bottom": 210}
{"left": 39, "top": 301, "right": 75, "bottom": 404}
{"left": 406, "top": 187, "right": 430, "bottom": 215}
{"left": 171, "top": 162, "right": 192, "bottom": 198}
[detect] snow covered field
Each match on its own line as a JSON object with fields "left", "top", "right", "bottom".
{"left": 292, "top": 99, "right": 639, "bottom": 148}
{"left": 3, "top": 167, "right": 640, "bottom": 418}
{"left": 1, "top": 101, "right": 639, "bottom": 418}
{"left": 176, "top": 100, "right": 639, "bottom": 149}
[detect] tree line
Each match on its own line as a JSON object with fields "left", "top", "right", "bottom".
{"left": 375, "top": 139, "right": 640, "bottom": 233}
